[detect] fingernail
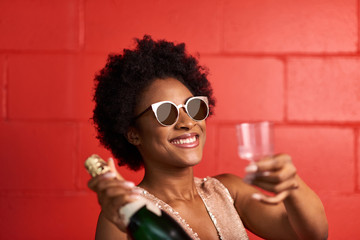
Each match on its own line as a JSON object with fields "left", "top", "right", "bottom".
{"left": 261, "top": 171, "right": 270, "bottom": 176}
{"left": 245, "top": 164, "right": 258, "bottom": 173}
{"left": 132, "top": 188, "right": 143, "bottom": 194}
{"left": 128, "top": 194, "right": 141, "bottom": 201}
{"left": 243, "top": 173, "right": 255, "bottom": 184}
{"left": 122, "top": 181, "right": 135, "bottom": 188}
{"left": 102, "top": 172, "right": 116, "bottom": 178}
{"left": 252, "top": 193, "right": 262, "bottom": 200}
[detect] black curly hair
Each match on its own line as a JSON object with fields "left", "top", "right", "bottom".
{"left": 92, "top": 35, "right": 215, "bottom": 171}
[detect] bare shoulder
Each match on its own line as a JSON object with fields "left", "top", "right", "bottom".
{"left": 95, "top": 212, "right": 128, "bottom": 240}
{"left": 213, "top": 174, "right": 256, "bottom": 201}
{"left": 213, "top": 173, "right": 243, "bottom": 186}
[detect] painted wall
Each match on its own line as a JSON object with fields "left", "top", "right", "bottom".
{"left": 0, "top": 0, "right": 359, "bottom": 239}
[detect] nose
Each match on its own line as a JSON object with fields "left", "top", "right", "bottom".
{"left": 174, "top": 107, "right": 195, "bottom": 130}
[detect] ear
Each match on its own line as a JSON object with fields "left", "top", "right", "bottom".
{"left": 126, "top": 126, "right": 141, "bottom": 146}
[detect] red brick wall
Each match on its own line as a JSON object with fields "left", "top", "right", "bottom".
{"left": 1, "top": 0, "right": 359, "bottom": 239}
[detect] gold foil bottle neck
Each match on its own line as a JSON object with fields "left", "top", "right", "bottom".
{"left": 85, "top": 154, "right": 111, "bottom": 177}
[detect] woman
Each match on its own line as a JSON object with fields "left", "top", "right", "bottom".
{"left": 88, "top": 35, "right": 328, "bottom": 239}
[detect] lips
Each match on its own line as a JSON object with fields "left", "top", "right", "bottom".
{"left": 169, "top": 133, "right": 199, "bottom": 148}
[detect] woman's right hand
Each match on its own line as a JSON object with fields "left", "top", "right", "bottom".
{"left": 87, "top": 158, "right": 142, "bottom": 232}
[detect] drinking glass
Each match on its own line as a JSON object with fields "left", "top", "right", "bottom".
{"left": 236, "top": 121, "right": 274, "bottom": 162}
{"left": 236, "top": 122, "right": 290, "bottom": 203}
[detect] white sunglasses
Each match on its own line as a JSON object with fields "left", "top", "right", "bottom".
{"left": 134, "top": 96, "right": 209, "bottom": 126}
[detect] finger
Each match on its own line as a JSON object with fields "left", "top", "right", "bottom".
{"left": 252, "top": 191, "right": 290, "bottom": 204}
{"left": 252, "top": 177, "right": 299, "bottom": 193}
{"left": 243, "top": 172, "right": 256, "bottom": 184}
{"left": 88, "top": 160, "right": 119, "bottom": 190}
{"left": 123, "top": 192, "right": 142, "bottom": 203}
{"left": 97, "top": 180, "right": 136, "bottom": 192}
{"left": 98, "top": 182, "right": 139, "bottom": 203}
{"left": 108, "top": 157, "right": 125, "bottom": 181}
{"left": 256, "top": 159, "right": 282, "bottom": 172}
{"left": 110, "top": 193, "right": 142, "bottom": 209}
{"left": 105, "top": 187, "right": 139, "bottom": 198}
{"left": 88, "top": 176, "right": 100, "bottom": 190}
{"left": 88, "top": 173, "right": 113, "bottom": 190}
{"left": 255, "top": 164, "right": 297, "bottom": 183}
{"left": 98, "top": 186, "right": 141, "bottom": 207}
{"left": 256, "top": 154, "right": 292, "bottom": 172}
{"left": 88, "top": 172, "right": 118, "bottom": 190}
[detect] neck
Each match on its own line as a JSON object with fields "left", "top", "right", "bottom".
{"left": 139, "top": 165, "right": 197, "bottom": 203}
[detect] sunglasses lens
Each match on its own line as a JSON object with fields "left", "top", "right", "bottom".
{"left": 187, "top": 98, "right": 209, "bottom": 121}
{"left": 156, "top": 102, "right": 178, "bottom": 125}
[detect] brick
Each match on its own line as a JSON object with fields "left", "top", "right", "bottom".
{"left": 8, "top": 54, "right": 109, "bottom": 120}
{"left": 85, "top": 0, "right": 222, "bottom": 53}
{"left": 0, "top": 0, "right": 79, "bottom": 51}
{"left": 0, "top": 56, "right": 4, "bottom": 120}
{"left": 275, "top": 126, "right": 354, "bottom": 193}
{"left": 223, "top": 0, "right": 357, "bottom": 53}
{"left": 201, "top": 57, "right": 284, "bottom": 122}
{"left": 0, "top": 194, "right": 100, "bottom": 239}
{"left": 193, "top": 120, "right": 218, "bottom": 177}
{"left": 287, "top": 57, "right": 360, "bottom": 122}
{"left": 217, "top": 124, "right": 354, "bottom": 192}
{"left": 358, "top": 131, "right": 360, "bottom": 190}
{"left": 320, "top": 193, "right": 360, "bottom": 239}
{"left": 72, "top": 54, "right": 109, "bottom": 120}
{"left": 218, "top": 125, "right": 250, "bottom": 176}
{"left": 8, "top": 54, "right": 76, "bottom": 120}
{"left": 78, "top": 122, "right": 144, "bottom": 189}
{"left": 0, "top": 122, "right": 77, "bottom": 190}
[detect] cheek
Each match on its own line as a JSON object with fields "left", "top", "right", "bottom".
{"left": 202, "top": 123, "right": 207, "bottom": 147}
{"left": 139, "top": 125, "right": 169, "bottom": 147}
{"left": 200, "top": 121, "right": 207, "bottom": 137}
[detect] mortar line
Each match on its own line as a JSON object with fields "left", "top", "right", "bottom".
{"left": 214, "top": 122, "right": 220, "bottom": 174}
{"left": 0, "top": 50, "right": 359, "bottom": 57}
{"left": 282, "top": 57, "right": 288, "bottom": 123}
{"left": 78, "top": 0, "right": 85, "bottom": 50}
{"left": 358, "top": 0, "right": 360, "bottom": 53}
{"left": 200, "top": 52, "right": 360, "bottom": 58}
{"left": 220, "top": 0, "right": 225, "bottom": 54}
{"left": 2, "top": 55, "right": 8, "bottom": 120}
{"left": 74, "top": 122, "right": 81, "bottom": 190}
{"left": 354, "top": 128, "right": 359, "bottom": 191}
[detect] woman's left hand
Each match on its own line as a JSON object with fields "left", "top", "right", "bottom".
{"left": 244, "top": 154, "right": 299, "bottom": 204}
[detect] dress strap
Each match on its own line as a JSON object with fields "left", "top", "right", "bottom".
{"left": 137, "top": 177, "right": 248, "bottom": 240}
{"left": 195, "top": 177, "right": 249, "bottom": 240}
{"left": 138, "top": 187, "right": 201, "bottom": 240}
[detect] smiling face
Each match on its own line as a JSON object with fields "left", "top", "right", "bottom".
{"left": 130, "top": 77, "right": 206, "bottom": 171}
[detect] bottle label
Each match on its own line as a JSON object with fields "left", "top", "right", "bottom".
{"left": 119, "top": 198, "right": 161, "bottom": 226}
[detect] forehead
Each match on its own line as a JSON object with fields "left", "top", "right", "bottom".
{"left": 139, "top": 77, "right": 193, "bottom": 106}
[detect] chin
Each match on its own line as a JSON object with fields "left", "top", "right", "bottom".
{"left": 182, "top": 154, "right": 203, "bottom": 167}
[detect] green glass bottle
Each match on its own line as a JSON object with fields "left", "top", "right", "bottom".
{"left": 120, "top": 198, "right": 193, "bottom": 240}
{"left": 85, "top": 154, "right": 193, "bottom": 240}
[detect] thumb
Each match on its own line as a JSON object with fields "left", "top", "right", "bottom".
{"left": 252, "top": 191, "right": 290, "bottom": 205}
{"left": 108, "top": 157, "right": 124, "bottom": 181}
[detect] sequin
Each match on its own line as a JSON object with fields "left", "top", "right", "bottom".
{"left": 137, "top": 177, "right": 249, "bottom": 240}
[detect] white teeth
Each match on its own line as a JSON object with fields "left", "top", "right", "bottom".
{"left": 171, "top": 136, "right": 197, "bottom": 145}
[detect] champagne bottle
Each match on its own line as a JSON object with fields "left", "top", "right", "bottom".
{"left": 85, "top": 154, "right": 193, "bottom": 240}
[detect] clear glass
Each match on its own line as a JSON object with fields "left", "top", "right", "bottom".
{"left": 236, "top": 121, "right": 274, "bottom": 162}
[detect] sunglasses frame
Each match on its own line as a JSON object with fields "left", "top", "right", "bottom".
{"left": 134, "top": 96, "right": 209, "bottom": 126}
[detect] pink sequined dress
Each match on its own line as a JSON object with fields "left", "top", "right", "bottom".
{"left": 138, "top": 177, "right": 249, "bottom": 240}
